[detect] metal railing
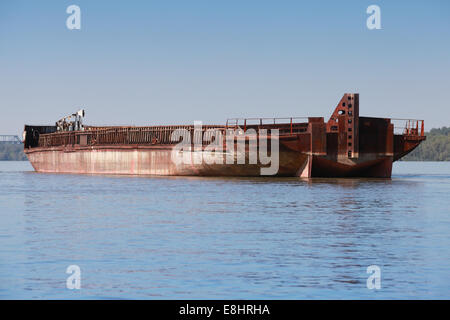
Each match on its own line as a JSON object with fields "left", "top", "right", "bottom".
{"left": 0, "top": 135, "right": 22, "bottom": 144}
{"left": 226, "top": 117, "right": 309, "bottom": 134}
{"left": 37, "top": 125, "right": 228, "bottom": 148}
{"left": 36, "top": 116, "right": 315, "bottom": 148}
{"left": 391, "top": 119, "right": 425, "bottom": 136}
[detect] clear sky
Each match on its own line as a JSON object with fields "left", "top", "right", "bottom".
{"left": 1, "top": 0, "right": 449, "bottom": 135}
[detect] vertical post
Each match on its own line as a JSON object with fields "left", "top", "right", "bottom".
{"left": 290, "top": 117, "right": 293, "bottom": 134}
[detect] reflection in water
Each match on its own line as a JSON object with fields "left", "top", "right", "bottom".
{"left": 0, "top": 161, "right": 449, "bottom": 299}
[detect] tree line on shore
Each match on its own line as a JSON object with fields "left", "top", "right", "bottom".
{"left": 0, "top": 127, "right": 449, "bottom": 161}
{"left": 0, "top": 144, "right": 27, "bottom": 161}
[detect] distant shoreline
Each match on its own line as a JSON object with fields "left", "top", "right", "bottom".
{"left": 0, "top": 144, "right": 27, "bottom": 161}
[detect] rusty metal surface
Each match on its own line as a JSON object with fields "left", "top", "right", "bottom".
{"left": 326, "top": 93, "right": 360, "bottom": 158}
{"left": 36, "top": 125, "right": 227, "bottom": 148}
{"left": 25, "top": 143, "right": 307, "bottom": 177}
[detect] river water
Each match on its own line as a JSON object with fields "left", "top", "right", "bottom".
{"left": 0, "top": 161, "right": 449, "bottom": 299}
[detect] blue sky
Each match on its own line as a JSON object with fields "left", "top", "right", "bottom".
{"left": 1, "top": 0, "right": 449, "bottom": 134}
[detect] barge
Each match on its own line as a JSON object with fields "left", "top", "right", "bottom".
{"left": 23, "top": 93, "right": 425, "bottom": 178}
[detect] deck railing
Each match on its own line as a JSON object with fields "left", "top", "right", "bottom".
{"left": 37, "top": 125, "right": 228, "bottom": 148}
{"left": 36, "top": 117, "right": 314, "bottom": 148}
{"left": 226, "top": 117, "right": 309, "bottom": 134}
{"left": 391, "top": 119, "right": 425, "bottom": 136}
